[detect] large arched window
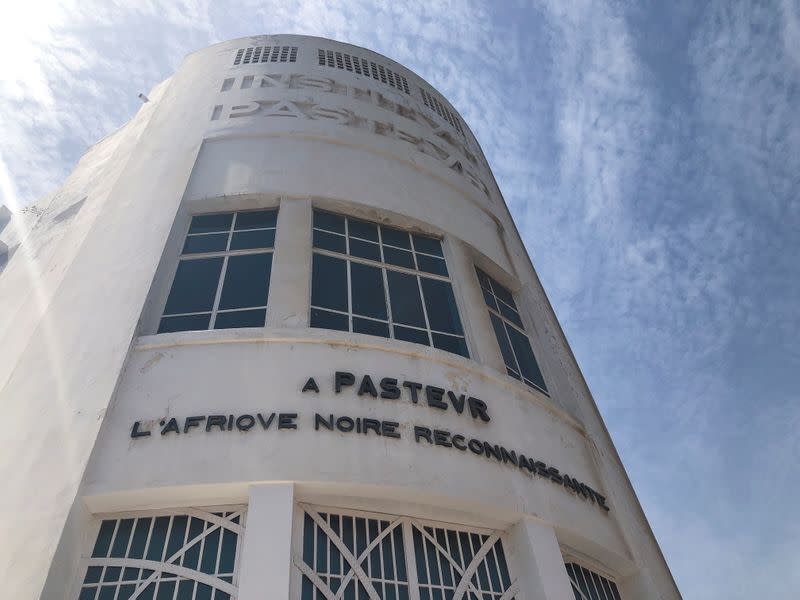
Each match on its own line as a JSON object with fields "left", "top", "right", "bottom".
{"left": 294, "top": 504, "right": 518, "bottom": 600}
{"left": 77, "top": 508, "right": 245, "bottom": 600}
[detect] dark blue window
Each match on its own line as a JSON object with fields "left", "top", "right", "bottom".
{"left": 476, "top": 268, "right": 547, "bottom": 394}
{"left": 159, "top": 210, "right": 276, "bottom": 333}
{"left": 311, "top": 210, "right": 468, "bottom": 358}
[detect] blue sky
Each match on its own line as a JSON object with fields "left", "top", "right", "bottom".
{"left": 1, "top": 1, "right": 798, "bottom": 597}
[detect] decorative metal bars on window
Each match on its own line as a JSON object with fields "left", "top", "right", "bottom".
{"left": 234, "top": 46, "right": 298, "bottom": 65}
{"left": 565, "top": 563, "right": 622, "bottom": 600}
{"left": 317, "top": 48, "right": 410, "bottom": 95}
{"left": 295, "top": 506, "right": 518, "bottom": 600}
{"left": 159, "top": 210, "right": 277, "bottom": 333}
{"left": 311, "top": 210, "right": 469, "bottom": 358}
{"left": 78, "top": 508, "right": 245, "bottom": 600}
{"left": 419, "top": 89, "right": 465, "bottom": 137}
{"left": 476, "top": 269, "right": 548, "bottom": 394}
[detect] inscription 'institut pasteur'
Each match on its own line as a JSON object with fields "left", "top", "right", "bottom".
{"left": 0, "top": 35, "right": 681, "bottom": 599}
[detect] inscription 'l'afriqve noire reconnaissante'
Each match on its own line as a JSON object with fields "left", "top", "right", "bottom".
{"left": 129, "top": 371, "right": 610, "bottom": 513}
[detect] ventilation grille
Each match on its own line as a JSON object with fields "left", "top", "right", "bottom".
{"left": 420, "top": 88, "right": 465, "bottom": 136}
{"left": 234, "top": 45, "right": 298, "bottom": 65}
{"left": 317, "top": 48, "right": 410, "bottom": 94}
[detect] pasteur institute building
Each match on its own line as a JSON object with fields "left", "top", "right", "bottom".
{"left": 0, "top": 35, "right": 680, "bottom": 600}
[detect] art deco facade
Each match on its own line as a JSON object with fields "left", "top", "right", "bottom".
{"left": 0, "top": 35, "right": 680, "bottom": 599}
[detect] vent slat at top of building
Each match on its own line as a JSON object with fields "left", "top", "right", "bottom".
{"left": 233, "top": 45, "right": 298, "bottom": 65}
{"left": 317, "top": 47, "right": 410, "bottom": 95}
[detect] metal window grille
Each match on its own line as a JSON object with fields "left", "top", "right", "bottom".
{"left": 294, "top": 505, "right": 518, "bottom": 600}
{"left": 77, "top": 508, "right": 245, "bottom": 600}
{"left": 476, "top": 268, "right": 548, "bottom": 394}
{"left": 315, "top": 47, "right": 410, "bottom": 95}
{"left": 311, "top": 209, "right": 469, "bottom": 358}
{"left": 233, "top": 45, "right": 298, "bottom": 65}
{"left": 565, "top": 562, "right": 622, "bottom": 600}
{"left": 158, "top": 209, "right": 277, "bottom": 334}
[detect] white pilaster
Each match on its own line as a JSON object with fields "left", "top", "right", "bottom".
{"left": 267, "top": 198, "right": 312, "bottom": 328}
{"left": 237, "top": 483, "right": 295, "bottom": 600}
{"left": 446, "top": 237, "right": 507, "bottom": 371}
{"left": 507, "top": 519, "right": 574, "bottom": 600}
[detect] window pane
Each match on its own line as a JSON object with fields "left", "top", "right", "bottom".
{"left": 350, "top": 262, "right": 387, "bottom": 319}
{"left": 92, "top": 521, "right": 116, "bottom": 558}
{"left": 235, "top": 209, "right": 277, "bottom": 230}
{"left": 129, "top": 518, "right": 151, "bottom": 559}
{"left": 311, "top": 308, "right": 349, "bottom": 332}
{"left": 164, "top": 258, "right": 223, "bottom": 314}
{"left": 506, "top": 325, "right": 547, "bottom": 392}
{"left": 230, "top": 229, "right": 275, "bottom": 250}
{"left": 353, "top": 317, "right": 389, "bottom": 338}
{"left": 110, "top": 519, "right": 134, "bottom": 557}
{"left": 383, "top": 247, "right": 415, "bottom": 269}
{"left": 313, "top": 229, "right": 347, "bottom": 254}
{"left": 412, "top": 235, "right": 443, "bottom": 257}
{"left": 431, "top": 333, "right": 469, "bottom": 358}
{"left": 381, "top": 226, "right": 411, "bottom": 249}
{"left": 348, "top": 218, "right": 378, "bottom": 241}
{"left": 189, "top": 213, "right": 232, "bottom": 234}
{"left": 416, "top": 255, "right": 447, "bottom": 276}
{"left": 218, "top": 253, "right": 272, "bottom": 310}
{"left": 492, "top": 281, "right": 516, "bottom": 309}
{"left": 158, "top": 313, "right": 211, "bottom": 333}
{"left": 314, "top": 210, "right": 345, "bottom": 234}
{"left": 387, "top": 271, "right": 425, "bottom": 328}
{"left": 498, "top": 301, "right": 523, "bottom": 329}
{"left": 312, "top": 254, "right": 348, "bottom": 312}
{"left": 393, "top": 326, "right": 429, "bottom": 346}
{"left": 489, "top": 313, "right": 517, "bottom": 373}
{"left": 182, "top": 233, "right": 228, "bottom": 254}
{"left": 481, "top": 287, "right": 497, "bottom": 310}
{"left": 475, "top": 268, "right": 492, "bottom": 292}
{"left": 214, "top": 309, "right": 266, "bottom": 329}
{"left": 349, "top": 238, "right": 381, "bottom": 262}
{"left": 420, "top": 278, "right": 463, "bottom": 335}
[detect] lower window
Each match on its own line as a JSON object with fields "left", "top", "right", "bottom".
{"left": 294, "top": 505, "right": 517, "bottom": 600}
{"left": 77, "top": 507, "right": 245, "bottom": 600}
{"left": 564, "top": 561, "right": 621, "bottom": 600}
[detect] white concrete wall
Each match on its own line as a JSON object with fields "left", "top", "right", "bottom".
{"left": 0, "top": 35, "right": 679, "bottom": 599}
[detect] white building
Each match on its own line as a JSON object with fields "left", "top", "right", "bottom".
{"left": 0, "top": 35, "right": 680, "bottom": 600}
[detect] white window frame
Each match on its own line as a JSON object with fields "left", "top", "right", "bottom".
{"left": 159, "top": 209, "right": 277, "bottom": 331}
{"left": 561, "top": 552, "right": 622, "bottom": 600}
{"left": 311, "top": 211, "right": 469, "bottom": 356}
{"left": 74, "top": 505, "right": 247, "bottom": 600}
{"left": 290, "top": 503, "right": 519, "bottom": 600}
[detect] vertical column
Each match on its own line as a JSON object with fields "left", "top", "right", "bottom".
{"left": 445, "top": 238, "right": 506, "bottom": 371}
{"left": 267, "top": 197, "right": 312, "bottom": 329}
{"left": 237, "top": 483, "right": 295, "bottom": 600}
{"left": 507, "top": 519, "right": 574, "bottom": 600}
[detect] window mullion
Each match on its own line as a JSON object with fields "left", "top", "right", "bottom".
{"left": 401, "top": 520, "right": 422, "bottom": 600}
{"left": 345, "top": 219, "right": 354, "bottom": 332}
{"left": 381, "top": 266, "right": 394, "bottom": 338}
{"left": 208, "top": 256, "right": 229, "bottom": 329}
{"left": 415, "top": 276, "right": 434, "bottom": 346}
{"left": 501, "top": 321, "right": 522, "bottom": 377}
{"left": 346, "top": 261, "right": 353, "bottom": 333}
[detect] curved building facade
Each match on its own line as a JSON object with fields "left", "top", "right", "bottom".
{"left": 0, "top": 35, "right": 680, "bottom": 599}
